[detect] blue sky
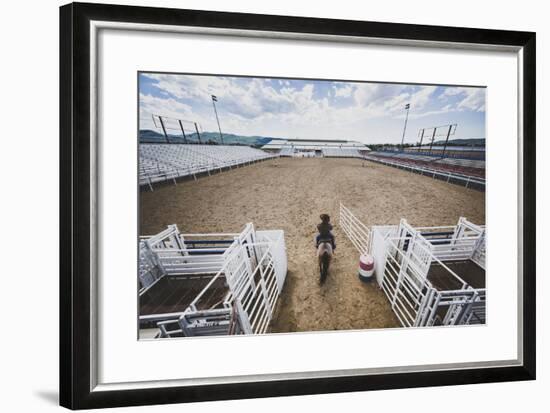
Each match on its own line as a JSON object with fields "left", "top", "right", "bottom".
{"left": 139, "top": 73, "right": 485, "bottom": 144}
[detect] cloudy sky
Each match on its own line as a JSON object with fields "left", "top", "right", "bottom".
{"left": 139, "top": 73, "right": 485, "bottom": 144}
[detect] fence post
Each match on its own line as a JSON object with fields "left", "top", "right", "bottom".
{"left": 234, "top": 300, "right": 253, "bottom": 334}
{"left": 158, "top": 116, "right": 170, "bottom": 144}
{"left": 194, "top": 122, "right": 202, "bottom": 143}
{"left": 429, "top": 128, "right": 437, "bottom": 154}
{"left": 441, "top": 124, "right": 454, "bottom": 158}
{"left": 178, "top": 119, "right": 188, "bottom": 144}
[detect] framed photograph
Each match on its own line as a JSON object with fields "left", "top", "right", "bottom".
{"left": 60, "top": 2, "right": 536, "bottom": 409}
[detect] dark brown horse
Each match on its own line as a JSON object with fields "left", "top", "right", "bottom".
{"left": 317, "top": 241, "right": 333, "bottom": 284}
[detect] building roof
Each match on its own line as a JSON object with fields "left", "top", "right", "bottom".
{"left": 262, "top": 139, "right": 370, "bottom": 151}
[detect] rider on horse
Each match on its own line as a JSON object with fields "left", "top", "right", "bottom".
{"left": 316, "top": 214, "right": 336, "bottom": 250}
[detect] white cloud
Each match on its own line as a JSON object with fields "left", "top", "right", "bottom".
{"left": 457, "top": 88, "right": 486, "bottom": 112}
{"left": 140, "top": 74, "right": 485, "bottom": 142}
{"left": 438, "top": 86, "right": 486, "bottom": 112}
{"left": 139, "top": 93, "right": 201, "bottom": 131}
{"left": 333, "top": 84, "right": 353, "bottom": 98}
{"left": 441, "top": 87, "right": 464, "bottom": 97}
{"left": 409, "top": 86, "right": 437, "bottom": 109}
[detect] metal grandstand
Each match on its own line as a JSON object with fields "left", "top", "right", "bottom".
{"left": 363, "top": 122, "right": 486, "bottom": 190}
{"left": 140, "top": 114, "right": 278, "bottom": 190}
{"left": 139, "top": 144, "right": 276, "bottom": 190}
{"left": 364, "top": 154, "right": 485, "bottom": 191}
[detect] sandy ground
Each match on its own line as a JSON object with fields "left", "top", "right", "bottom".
{"left": 140, "top": 157, "right": 485, "bottom": 333}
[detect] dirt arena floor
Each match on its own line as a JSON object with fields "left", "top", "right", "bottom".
{"left": 140, "top": 157, "right": 485, "bottom": 333}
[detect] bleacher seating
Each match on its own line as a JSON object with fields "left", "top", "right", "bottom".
{"left": 434, "top": 158, "right": 486, "bottom": 169}
{"left": 366, "top": 151, "right": 485, "bottom": 180}
{"left": 392, "top": 153, "right": 438, "bottom": 162}
{"left": 140, "top": 144, "right": 276, "bottom": 188}
{"left": 279, "top": 146, "right": 295, "bottom": 156}
{"left": 369, "top": 151, "right": 398, "bottom": 156}
{"left": 322, "top": 147, "right": 362, "bottom": 158}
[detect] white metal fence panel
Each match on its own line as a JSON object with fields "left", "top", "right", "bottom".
{"left": 437, "top": 289, "right": 485, "bottom": 326}
{"left": 208, "top": 223, "right": 287, "bottom": 335}
{"left": 256, "top": 230, "right": 288, "bottom": 294}
{"left": 138, "top": 242, "right": 164, "bottom": 290}
{"left": 371, "top": 226, "right": 398, "bottom": 286}
{"left": 429, "top": 218, "right": 485, "bottom": 262}
{"left": 471, "top": 229, "right": 486, "bottom": 270}
{"left": 380, "top": 239, "right": 432, "bottom": 327}
{"left": 396, "top": 220, "right": 433, "bottom": 281}
{"left": 464, "top": 289, "right": 486, "bottom": 324}
{"left": 158, "top": 251, "right": 225, "bottom": 275}
{"left": 339, "top": 202, "right": 371, "bottom": 254}
{"left": 379, "top": 219, "right": 486, "bottom": 327}
{"left": 141, "top": 225, "right": 233, "bottom": 276}
{"left": 139, "top": 223, "right": 287, "bottom": 337}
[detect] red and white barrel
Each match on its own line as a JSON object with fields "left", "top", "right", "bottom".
{"left": 358, "top": 254, "right": 375, "bottom": 282}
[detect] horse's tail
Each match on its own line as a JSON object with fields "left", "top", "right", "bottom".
{"left": 320, "top": 251, "right": 330, "bottom": 284}
{"left": 321, "top": 250, "right": 330, "bottom": 267}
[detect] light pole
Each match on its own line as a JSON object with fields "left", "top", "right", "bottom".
{"left": 211, "top": 95, "right": 224, "bottom": 144}
{"left": 400, "top": 103, "right": 410, "bottom": 151}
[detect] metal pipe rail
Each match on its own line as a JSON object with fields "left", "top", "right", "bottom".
{"left": 339, "top": 202, "right": 372, "bottom": 254}
{"left": 363, "top": 155, "right": 485, "bottom": 191}
{"left": 367, "top": 155, "right": 486, "bottom": 182}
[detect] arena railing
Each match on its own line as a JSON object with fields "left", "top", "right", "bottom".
{"left": 363, "top": 155, "right": 486, "bottom": 191}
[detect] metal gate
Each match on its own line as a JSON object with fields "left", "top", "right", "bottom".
{"left": 381, "top": 237, "right": 433, "bottom": 327}
{"left": 338, "top": 204, "right": 486, "bottom": 328}
{"left": 424, "top": 288, "right": 486, "bottom": 326}
{"left": 396, "top": 219, "right": 433, "bottom": 280}
{"left": 140, "top": 223, "right": 287, "bottom": 337}
{"left": 339, "top": 202, "right": 371, "bottom": 254}
{"left": 221, "top": 223, "right": 281, "bottom": 335}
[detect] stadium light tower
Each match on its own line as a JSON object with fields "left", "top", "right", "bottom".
{"left": 211, "top": 95, "right": 224, "bottom": 144}
{"left": 400, "top": 103, "right": 410, "bottom": 150}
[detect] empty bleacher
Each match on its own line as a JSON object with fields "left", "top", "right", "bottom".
{"left": 368, "top": 151, "right": 397, "bottom": 157}
{"left": 369, "top": 151, "right": 437, "bottom": 163}
{"left": 279, "top": 146, "right": 295, "bottom": 156}
{"left": 393, "top": 153, "right": 438, "bottom": 162}
{"left": 322, "top": 147, "right": 362, "bottom": 158}
{"left": 140, "top": 144, "right": 276, "bottom": 189}
{"left": 368, "top": 151, "right": 485, "bottom": 176}
{"left": 434, "top": 157, "right": 486, "bottom": 170}
{"left": 364, "top": 150, "right": 486, "bottom": 190}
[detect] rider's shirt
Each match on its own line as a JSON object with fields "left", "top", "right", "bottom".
{"left": 316, "top": 222, "right": 336, "bottom": 249}
{"left": 317, "top": 222, "right": 333, "bottom": 237}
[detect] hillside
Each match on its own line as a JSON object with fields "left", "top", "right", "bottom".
{"left": 139, "top": 129, "right": 282, "bottom": 147}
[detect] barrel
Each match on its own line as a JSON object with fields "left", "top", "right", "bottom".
{"left": 358, "top": 254, "right": 375, "bottom": 282}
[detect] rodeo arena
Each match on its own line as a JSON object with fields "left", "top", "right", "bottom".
{"left": 139, "top": 114, "right": 486, "bottom": 339}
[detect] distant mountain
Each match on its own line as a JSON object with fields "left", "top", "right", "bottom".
{"left": 139, "top": 129, "right": 283, "bottom": 147}
{"left": 140, "top": 129, "right": 169, "bottom": 142}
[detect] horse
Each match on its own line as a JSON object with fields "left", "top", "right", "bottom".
{"left": 317, "top": 241, "right": 333, "bottom": 284}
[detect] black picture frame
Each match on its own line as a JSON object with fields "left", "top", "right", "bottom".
{"left": 60, "top": 2, "right": 536, "bottom": 410}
